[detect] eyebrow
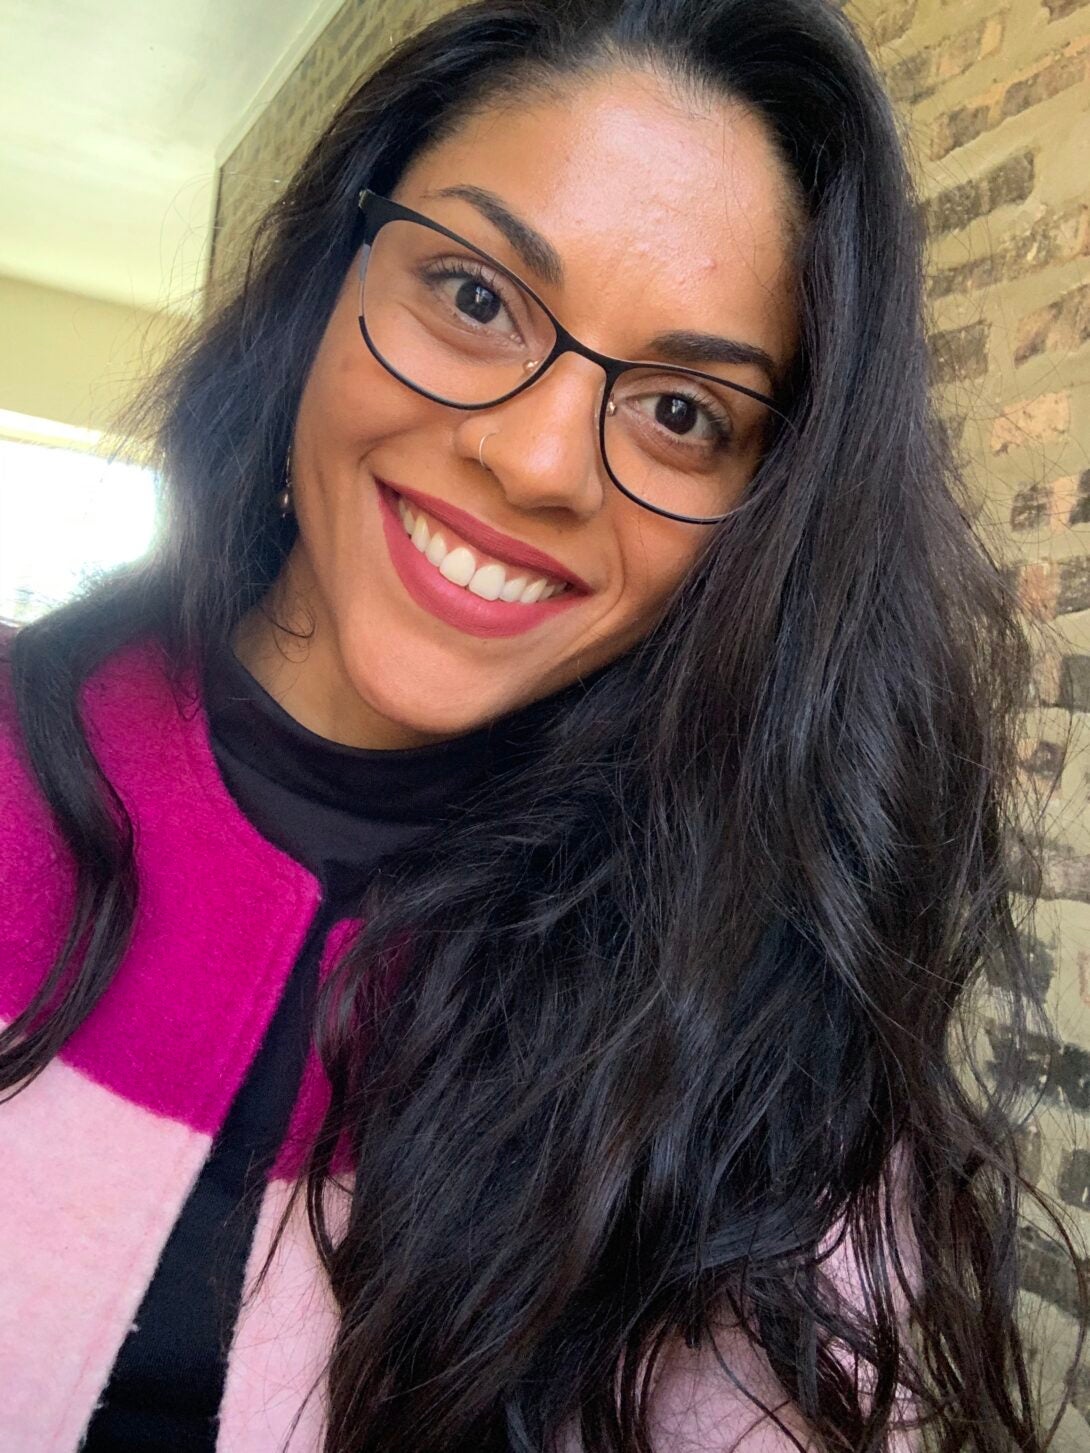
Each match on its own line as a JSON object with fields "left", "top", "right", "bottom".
{"left": 426, "top": 183, "right": 782, "bottom": 392}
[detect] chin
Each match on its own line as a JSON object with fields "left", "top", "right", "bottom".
{"left": 385, "top": 692, "right": 499, "bottom": 743}
{"left": 338, "top": 632, "right": 524, "bottom": 744}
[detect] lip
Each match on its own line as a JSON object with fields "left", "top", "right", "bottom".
{"left": 376, "top": 480, "right": 587, "bottom": 640}
{"left": 375, "top": 476, "right": 593, "bottom": 595}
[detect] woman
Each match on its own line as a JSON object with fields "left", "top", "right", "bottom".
{"left": 1, "top": 0, "right": 1084, "bottom": 1449}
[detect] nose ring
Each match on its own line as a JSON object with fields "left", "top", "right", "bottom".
{"left": 478, "top": 430, "right": 500, "bottom": 470}
{"left": 476, "top": 392, "right": 614, "bottom": 472}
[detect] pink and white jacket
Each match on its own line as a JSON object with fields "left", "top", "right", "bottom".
{"left": 0, "top": 627, "right": 921, "bottom": 1451}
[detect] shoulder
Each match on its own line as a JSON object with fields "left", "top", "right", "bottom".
{"left": 0, "top": 621, "right": 202, "bottom": 847}
{"left": 0, "top": 620, "right": 171, "bottom": 949}
{"left": 0, "top": 619, "right": 81, "bottom": 1015}
{"left": 555, "top": 1143, "right": 922, "bottom": 1453}
{"left": 0, "top": 620, "right": 195, "bottom": 1013}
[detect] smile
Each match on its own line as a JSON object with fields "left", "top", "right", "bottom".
{"left": 375, "top": 480, "right": 587, "bottom": 640}
{"left": 395, "top": 494, "right": 570, "bottom": 602}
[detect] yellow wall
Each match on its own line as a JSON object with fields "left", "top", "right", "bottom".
{"left": 0, "top": 273, "right": 175, "bottom": 438}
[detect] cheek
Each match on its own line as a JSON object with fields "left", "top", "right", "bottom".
{"left": 296, "top": 349, "right": 346, "bottom": 445}
{"left": 616, "top": 518, "right": 711, "bottom": 619}
{"left": 301, "top": 327, "right": 424, "bottom": 445}
{"left": 574, "top": 527, "right": 708, "bottom": 678}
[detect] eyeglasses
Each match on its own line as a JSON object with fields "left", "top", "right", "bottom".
{"left": 356, "top": 189, "right": 792, "bottom": 525}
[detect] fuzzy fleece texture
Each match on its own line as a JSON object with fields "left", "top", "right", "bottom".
{"left": 0, "top": 628, "right": 921, "bottom": 1451}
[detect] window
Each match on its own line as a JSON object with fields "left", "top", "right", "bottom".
{"left": 0, "top": 422, "right": 159, "bottom": 625}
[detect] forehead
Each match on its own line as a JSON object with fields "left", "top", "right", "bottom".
{"left": 393, "top": 67, "right": 799, "bottom": 360}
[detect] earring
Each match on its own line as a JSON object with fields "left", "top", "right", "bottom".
{"left": 276, "top": 446, "right": 294, "bottom": 518}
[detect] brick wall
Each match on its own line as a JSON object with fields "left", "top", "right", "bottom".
{"left": 844, "top": 0, "right": 1090, "bottom": 1432}
{"left": 212, "top": 0, "right": 1090, "bottom": 1432}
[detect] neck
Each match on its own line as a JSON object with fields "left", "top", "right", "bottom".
{"left": 230, "top": 590, "right": 451, "bottom": 753}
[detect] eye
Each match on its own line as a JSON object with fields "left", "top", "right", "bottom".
{"left": 419, "top": 258, "right": 523, "bottom": 338}
{"left": 624, "top": 385, "right": 734, "bottom": 450}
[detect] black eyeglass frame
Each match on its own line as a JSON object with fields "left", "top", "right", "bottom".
{"left": 356, "top": 188, "right": 794, "bottom": 525}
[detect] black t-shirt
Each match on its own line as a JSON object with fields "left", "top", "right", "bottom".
{"left": 83, "top": 639, "right": 559, "bottom": 1450}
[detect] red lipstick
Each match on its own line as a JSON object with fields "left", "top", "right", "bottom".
{"left": 375, "top": 481, "right": 588, "bottom": 640}
{"left": 376, "top": 478, "right": 592, "bottom": 595}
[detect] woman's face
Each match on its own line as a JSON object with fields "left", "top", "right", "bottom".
{"left": 241, "top": 67, "right": 799, "bottom": 748}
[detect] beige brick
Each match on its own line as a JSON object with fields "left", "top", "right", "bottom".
{"left": 869, "top": 0, "right": 918, "bottom": 46}
{"left": 1011, "top": 481, "right": 1051, "bottom": 532}
{"left": 930, "top": 320, "right": 990, "bottom": 381}
{"left": 1069, "top": 471, "right": 1090, "bottom": 525}
{"left": 1055, "top": 473, "right": 1082, "bottom": 527}
{"left": 889, "top": 12, "right": 1008, "bottom": 103}
{"left": 924, "top": 151, "right": 1035, "bottom": 237}
{"left": 930, "top": 103, "right": 991, "bottom": 159}
{"left": 1000, "top": 51, "right": 1088, "bottom": 121}
{"left": 1011, "top": 473, "right": 1084, "bottom": 534}
{"left": 990, "top": 392, "right": 1071, "bottom": 453}
{"left": 1014, "top": 283, "right": 1090, "bottom": 365}
{"left": 930, "top": 41, "right": 1090, "bottom": 161}
{"left": 1044, "top": 0, "right": 1090, "bottom": 18}
{"left": 1018, "top": 560, "right": 1059, "bottom": 619}
{"left": 929, "top": 204, "right": 1090, "bottom": 299}
{"left": 1059, "top": 558, "right": 1090, "bottom": 615}
{"left": 1034, "top": 643, "right": 1066, "bottom": 707}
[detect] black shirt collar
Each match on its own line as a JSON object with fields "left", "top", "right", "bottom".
{"left": 201, "top": 638, "right": 563, "bottom": 830}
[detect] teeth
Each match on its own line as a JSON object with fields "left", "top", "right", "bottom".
{"left": 438, "top": 546, "right": 476, "bottom": 588}
{"left": 395, "top": 493, "right": 569, "bottom": 605}
{"left": 500, "top": 574, "right": 529, "bottom": 602}
{"left": 468, "top": 562, "right": 506, "bottom": 600}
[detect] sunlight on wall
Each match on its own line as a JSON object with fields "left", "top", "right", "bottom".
{"left": 0, "top": 435, "right": 159, "bottom": 623}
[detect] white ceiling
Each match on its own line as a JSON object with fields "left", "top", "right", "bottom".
{"left": 0, "top": 0, "right": 344, "bottom": 314}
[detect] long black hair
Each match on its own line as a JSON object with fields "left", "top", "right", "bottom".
{"left": 3, "top": 1, "right": 1087, "bottom": 1449}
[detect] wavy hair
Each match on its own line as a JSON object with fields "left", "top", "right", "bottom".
{"left": 3, "top": 1, "right": 1087, "bottom": 1449}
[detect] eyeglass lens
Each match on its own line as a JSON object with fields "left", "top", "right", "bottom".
{"left": 359, "top": 218, "right": 775, "bottom": 522}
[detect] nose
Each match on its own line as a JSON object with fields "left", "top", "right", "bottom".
{"left": 453, "top": 353, "right": 609, "bottom": 520}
